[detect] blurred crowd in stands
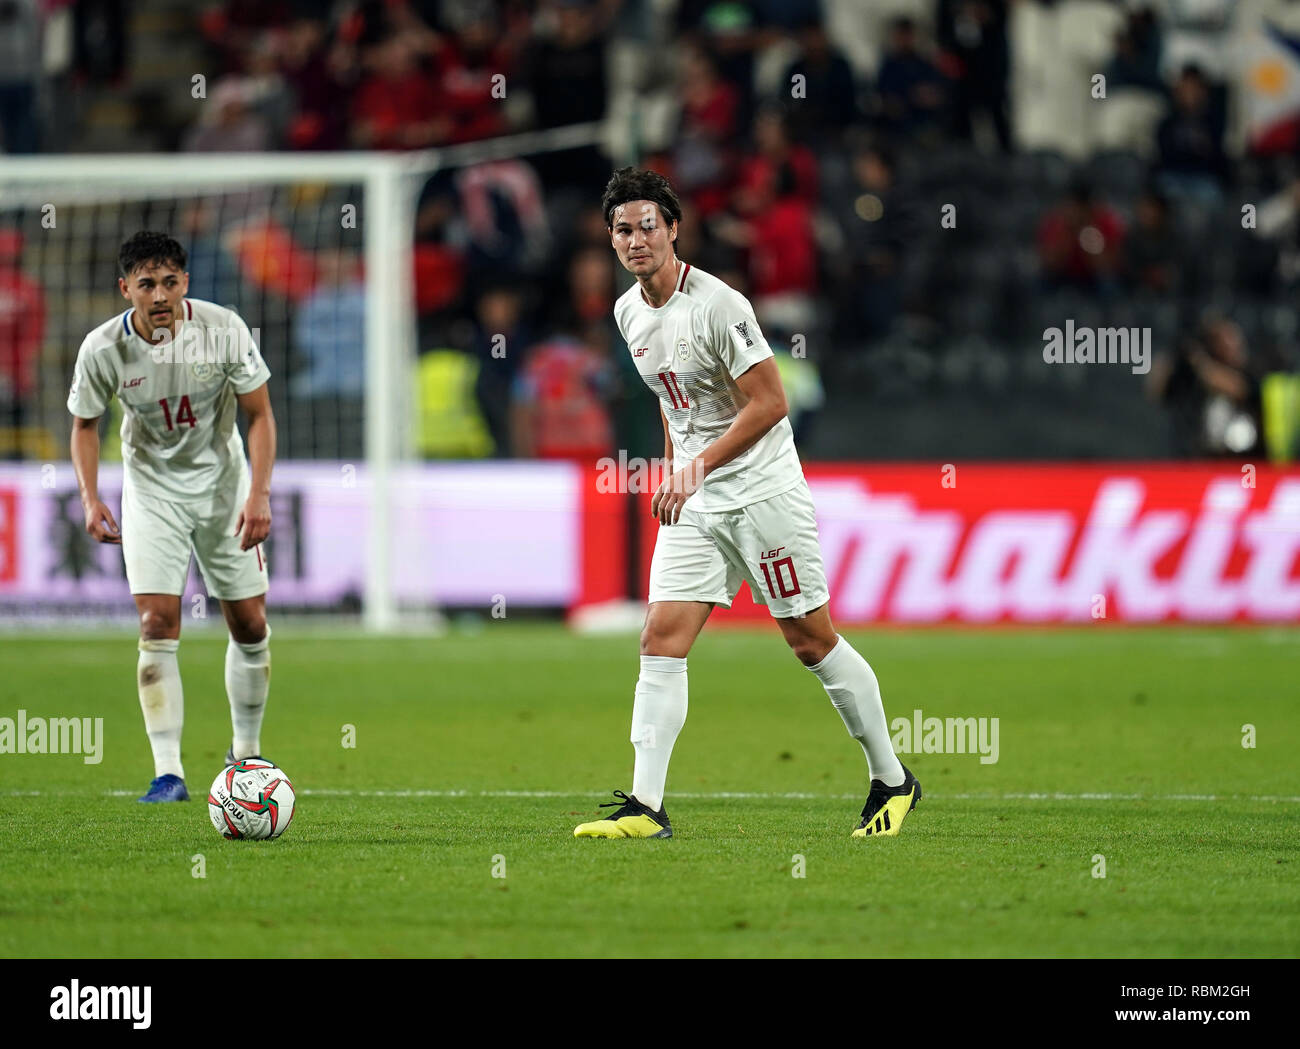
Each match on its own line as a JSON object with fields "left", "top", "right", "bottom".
{"left": 3, "top": 0, "right": 1300, "bottom": 463}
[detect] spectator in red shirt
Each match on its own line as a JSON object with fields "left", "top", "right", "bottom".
{"left": 732, "top": 105, "right": 818, "bottom": 219}
{"left": 717, "top": 162, "right": 817, "bottom": 333}
{"left": 431, "top": 12, "right": 515, "bottom": 144}
{"left": 198, "top": 0, "right": 296, "bottom": 76}
{"left": 510, "top": 334, "right": 616, "bottom": 461}
{"left": 351, "top": 33, "right": 447, "bottom": 150}
{"left": 673, "top": 43, "right": 741, "bottom": 218}
{"left": 747, "top": 163, "right": 817, "bottom": 330}
{"left": 1037, "top": 182, "right": 1125, "bottom": 295}
{"left": 0, "top": 229, "right": 44, "bottom": 434}
{"left": 280, "top": 17, "right": 350, "bottom": 150}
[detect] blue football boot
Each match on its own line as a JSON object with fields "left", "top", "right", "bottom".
{"left": 138, "top": 774, "right": 190, "bottom": 803}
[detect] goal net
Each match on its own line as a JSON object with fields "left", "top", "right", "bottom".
{"left": 0, "top": 152, "right": 417, "bottom": 627}
{"left": 0, "top": 125, "right": 608, "bottom": 630}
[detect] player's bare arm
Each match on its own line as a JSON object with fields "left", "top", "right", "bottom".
{"left": 652, "top": 357, "right": 788, "bottom": 525}
{"left": 660, "top": 403, "right": 673, "bottom": 468}
{"left": 234, "top": 383, "right": 276, "bottom": 550}
{"left": 70, "top": 415, "right": 121, "bottom": 544}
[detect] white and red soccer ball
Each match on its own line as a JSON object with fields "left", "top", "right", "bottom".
{"left": 207, "top": 759, "right": 296, "bottom": 840}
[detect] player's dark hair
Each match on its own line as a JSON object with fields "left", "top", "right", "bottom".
{"left": 602, "top": 167, "right": 683, "bottom": 232}
{"left": 118, "top": 231, "right": 187, "bottom": 279}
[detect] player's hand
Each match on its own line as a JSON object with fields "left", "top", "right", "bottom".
{"left": 83, "top": 499, "right": 121, "bottom": 544}
{"left": 651, "top": 459, "right": 706, "bottom": 525}
{"left": 235, "top": 493, "right": 271, "bottom": 551}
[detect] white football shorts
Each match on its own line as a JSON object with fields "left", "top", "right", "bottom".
{"left": 120, "top": 469, "right": 268, "bottom": 601}
{"left": 647, "top": 479, "right": 830, "bottom": 619}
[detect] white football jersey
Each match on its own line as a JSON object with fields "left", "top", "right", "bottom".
{"left": 67, "top": 298, "right": 271, "bottom": 502}
{"left": 614, "top": 260, "right": 804, "bottom": 511}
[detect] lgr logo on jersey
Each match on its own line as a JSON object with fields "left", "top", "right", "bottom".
{"left": 733, "top": 321, "right": 752, "bottom": 347}
{"left": 49, "top": 980, "right": 151, "bottom": 1029}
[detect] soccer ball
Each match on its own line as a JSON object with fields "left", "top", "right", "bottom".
{"left": 207, "top": 759, "right": 296, "bottom": 840}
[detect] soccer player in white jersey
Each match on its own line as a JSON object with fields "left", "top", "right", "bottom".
{"left": 574, "top": 169, "right": 920, "bottom": 840}
{"left": 68, "top": 231, "right": 277, "bottom": 803}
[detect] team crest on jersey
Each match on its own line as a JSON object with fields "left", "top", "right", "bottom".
{"left": 733, "top": 321, "right": 753, "bottom": 347}
{"left": 191, "top": 362, "right": 216, "bottom": 382}
{"left": 676, "top": 338, "right": 691, "bottom": 362}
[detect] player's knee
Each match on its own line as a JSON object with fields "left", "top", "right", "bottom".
{"left": 638, "top": 625, "right": 663, "bottom": 656}
{"left": 230, "top": 613, "right": 267, "bottom": 646}
{"left": 788, "top": 635, "right": 833, "bottom": 667}
{"left": 640, "top": 622, "right": 685, "bottom": 658}
{"left": 139, "top": 607, "right": 179, "bottom": 640}
{"left": 790, "top": 642, "right": 823, "bottom": 667}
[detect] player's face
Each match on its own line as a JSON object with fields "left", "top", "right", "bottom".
{"left": 609, "top": 201, "right": 677, "bottom": 278}
{"left": 119, "top": 263, "right": 189, "bottom": 339}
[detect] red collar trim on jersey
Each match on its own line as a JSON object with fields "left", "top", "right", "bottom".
{"left": 638, "top": 260, "right": 690, "bottom": 309}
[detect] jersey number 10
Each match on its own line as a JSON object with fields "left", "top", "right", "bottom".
{"left": 759, "top": 556, "right": 801, "bottom": 599}
{"left": 159, "top": 395, "right": 197, "bottom": 431}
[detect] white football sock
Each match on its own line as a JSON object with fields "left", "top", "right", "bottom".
{"left": 226, "top": 627, "right": 271, "bottom": 760}
{"left": 630, "top": 654, "right": 688, "bottom": 811}
{"left": 138, "top": 638, "right": 184, "bottom": 779}
{"left": 808, "top": 635, "right": 904, "bottom": 787}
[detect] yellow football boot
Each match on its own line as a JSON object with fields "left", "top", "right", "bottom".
{"left": 851, "top": 764, "right": 921, "bottom": 838}
{"left": 574, "top": 790, "right": 673, "bottom": 839}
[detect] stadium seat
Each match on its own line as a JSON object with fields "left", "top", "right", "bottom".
{"left": 1085, "top": 149, "right": 1147, "bottom": 204}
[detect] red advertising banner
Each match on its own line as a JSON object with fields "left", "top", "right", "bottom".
{"left": 5, "top": 461, "right": 1297, "bottom": 624}
{"left": 582, "top": 464, "right": 1300, "bottom": 624}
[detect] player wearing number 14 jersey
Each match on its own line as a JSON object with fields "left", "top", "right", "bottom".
{"left": 67, "top": 231, "right": 277, "bottom": 804}
{"left": 574, "top": 168, "right": 920, "bottom": 841}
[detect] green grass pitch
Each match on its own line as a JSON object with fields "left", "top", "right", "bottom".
{"left": 1, "top": 624, "right": 1296, "bottom": 958}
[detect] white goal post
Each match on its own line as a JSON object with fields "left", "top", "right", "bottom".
{"left": 0, "top": 122, "right": 608, "bottom": 630}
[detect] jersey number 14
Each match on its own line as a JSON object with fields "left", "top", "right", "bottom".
{"left": 159, "top": 395, "right": 197, "bottom": 431}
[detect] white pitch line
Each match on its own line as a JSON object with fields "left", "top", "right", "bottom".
{"left": 7, "top": 788, "right": 1299, "bottom": 803}
{"left": 302, "top": 789, "right": 1300, "bottom": 803}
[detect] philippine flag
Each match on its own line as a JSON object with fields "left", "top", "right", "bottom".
{"left": 1242, "top": 22, "right": 1300, "bottom": 154}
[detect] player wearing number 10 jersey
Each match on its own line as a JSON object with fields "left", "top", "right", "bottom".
{"left": 574, "top": 168, "right": 920, "bottom": 841}
{"left": 67, "top": 231, "right": 277, "bottom": 804}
